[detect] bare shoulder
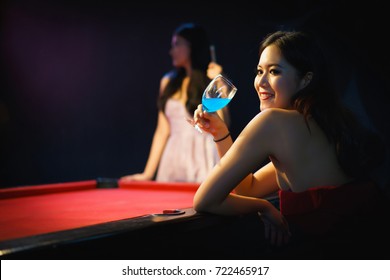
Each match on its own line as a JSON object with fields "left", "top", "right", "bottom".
{"left": 263, "top": 109, "right": 320, "bottom": 142}
{"left": 249, "top": 108, "right": 304, "bottom": 131}
{"left": 260, "top": 108, "right": 301, "bottom": 119}
{"left": 159, "top": 73, "right": 172, "bottom": 95}
{"left": 237, "top": 109, "right": 302, "bottom": 153}
{"left": 243, "top": 108, "right": 313, "bottom": 153}
{"left": 243, "top": 108, "right": 349, "bottom": 191}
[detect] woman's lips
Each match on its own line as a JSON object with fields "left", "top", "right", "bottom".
{"left": 260, "top": 92, "right": 274, "bottom": 100}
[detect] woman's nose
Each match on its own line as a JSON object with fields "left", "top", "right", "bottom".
{"left": 255, "top": 75, "right": 266, "bottom": 89}
{"left": 258, "top": 74, "right": 268, "bottom": 87}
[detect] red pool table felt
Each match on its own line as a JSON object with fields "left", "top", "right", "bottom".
{"left": 0, "top": 180, "right": 199, "bottom": 242}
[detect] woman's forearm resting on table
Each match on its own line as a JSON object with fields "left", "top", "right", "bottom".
{"left": 193, "top": 191, "right": 273, "bottom": 216}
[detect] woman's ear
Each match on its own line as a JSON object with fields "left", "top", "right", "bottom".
{"left": 299, "top": 72, "right": 313, "bottom": 90}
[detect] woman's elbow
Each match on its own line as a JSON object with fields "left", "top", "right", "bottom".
{"left": 233, "top": 188, "right": 245, "bottom": 196}
{"left": 193, "top": 192, "right": 210, "bottom": 213}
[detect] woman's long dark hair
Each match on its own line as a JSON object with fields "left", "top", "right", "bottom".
{"left": 158, "top": 23, "right": 211, "bottom": 115}
{"left": 259, "top": 30, "right": 384, "bottom": 179}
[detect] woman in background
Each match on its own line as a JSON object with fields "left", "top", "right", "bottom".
{"left": 121, "top": 23, "right": 228, "bottom": 183}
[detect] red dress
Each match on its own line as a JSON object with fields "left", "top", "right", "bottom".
{"left": 278, "top": 180, "right": 385, "bottom": 236}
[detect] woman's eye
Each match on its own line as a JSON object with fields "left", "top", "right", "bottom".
{"left": 256, "top": 69, "right": 263, "bottom": 75}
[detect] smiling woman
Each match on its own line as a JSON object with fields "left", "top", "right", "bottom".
{"left": 192, "top": 30, "right": 386, "bottom": 247}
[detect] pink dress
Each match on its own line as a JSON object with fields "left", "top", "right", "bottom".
{"left": 156, "top": 99, "right": 219, "bottom": 183}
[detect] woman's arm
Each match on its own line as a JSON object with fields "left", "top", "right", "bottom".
{"left": 120, "top": 76, "right": 171, "bottom": 181}
{"left": 121, "top": 111, "right": 170, "bottom": 181}
{"left": 193, "top": 106, "right": 279, "bottom": 197}
{"left": 193, "top": 106, "right": 231, "bottom": 158}
{"left": 141, "top": 111, "right": 170, "bottom": 178}
{"left": 193, "top": 109, "right": 279, "bottom": 214}
{"left": 193, "top": 109, "right": 290, "bottom": 244}
{"left": 234, "top": 161, "right": 279, "bottom": 197}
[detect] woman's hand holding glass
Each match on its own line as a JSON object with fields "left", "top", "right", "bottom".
{"left": 188, "top": 74, "right": 237, "bottom": 135}
{"left": 192, "top": 104, "right": 230, "bottom": 140}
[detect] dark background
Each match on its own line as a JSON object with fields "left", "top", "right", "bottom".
{"left": 1, "top": 1, "right": 389, "bottom": 190}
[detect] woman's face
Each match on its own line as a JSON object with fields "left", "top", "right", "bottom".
{"left": 254, "top": 45, "right": 304, "bottom": 111}
{"left": 169, "top": 35, "right": 191, "bottom": 69}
